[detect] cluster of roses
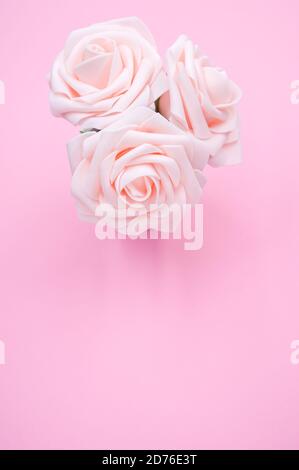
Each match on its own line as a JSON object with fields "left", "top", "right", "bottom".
{"left": 49, "top": 17, "right": 241, "bottom": 236}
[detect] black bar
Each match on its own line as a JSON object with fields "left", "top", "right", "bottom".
{"left": 0, "top": 450, "right": 298, "bottom": 467}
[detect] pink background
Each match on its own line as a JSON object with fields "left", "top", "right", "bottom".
{"left": 1, "top": 0, "right": 299, "bottom": 450}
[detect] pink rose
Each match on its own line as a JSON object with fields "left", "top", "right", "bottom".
{"left": 159, "top": 35, "right": 242, "bottom": 166}
{"left": 49, "top": 17, "right": 167, "bottom": 128}
{"left": 67, "top": 107, "right": 210, "bottom": 235}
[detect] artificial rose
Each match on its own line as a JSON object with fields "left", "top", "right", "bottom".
{"left": 159, "top": 35, "right": 242, "bottom": 166}
{"left": 67, "top": 107, "right": 211, "bottom": 236}
{"left": 49, "top": 17, "right": 167, "bottom": 128}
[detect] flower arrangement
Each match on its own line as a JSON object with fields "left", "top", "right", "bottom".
{"left": 49, "top": 17, "right": 241, "bottom": 240}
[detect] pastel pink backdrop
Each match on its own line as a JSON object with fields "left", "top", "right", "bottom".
{"left": 0, "top": 0, "right": 299, "bottom": 450}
